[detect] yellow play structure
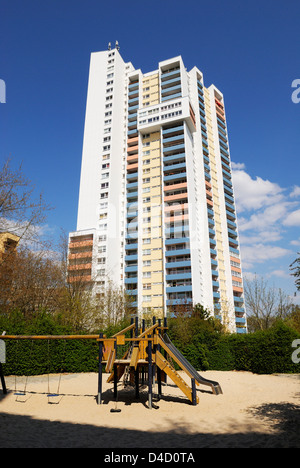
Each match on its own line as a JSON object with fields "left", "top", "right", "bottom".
{"left": 98, "top": 316, "right": 222, "bottom": 409}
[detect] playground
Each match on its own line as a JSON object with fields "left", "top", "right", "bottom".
{"left": 0, "top": 318, "right": 299, "bottom": 447}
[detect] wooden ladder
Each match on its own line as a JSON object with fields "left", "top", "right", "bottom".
{"left": 155, "top": 350, "right": 199, "bottom": 404}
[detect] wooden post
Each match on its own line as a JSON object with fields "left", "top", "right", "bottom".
{"left": 97, "top": 333, "right": 103, "bottom": 404}
{"left": 147, "top": 334, "right": 152, "bottom": 409}
{"left": 0, "top": 362, "right": 7, "bottom": 395}
{"left": 113, "top": 363, "right": 118, "bottom": 399}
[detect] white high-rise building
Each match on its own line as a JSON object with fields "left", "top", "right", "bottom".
{"left": 68, "top": 44, "right": 247, "bottom": 333}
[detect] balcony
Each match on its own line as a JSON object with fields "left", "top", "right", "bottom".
{"left": 165, "top": 237, "right": 190, "bottom": 246}
{"left": 125, "top": 277, "right": 138, "bottom": 284}
{"left": 165, "top": 248, "right": 190, "bottom": 257}
{"left": 166, "top": 273, "right": 192, "bottom": 281}
{"left": 162, "top": 124, "right": 184, "bottom": 135}
{"left": 163, "top": 134, "right": 184, "bottom": 145}
{"left": 165, "top": 260, "right": 191, "bottom": 269}
{"left": 125, "top": 242, "right": 138, "bottom": 250}
{"left": 163, "top": 162, "right": 186, "bottom": 173}
{"left": 164, "top": 191, "right": 188, "bottom": 202}
{"left": 161, "top": 68, "right": 181, "bottom": 81}
{"left": 163, "top": 153, "right": 186, "bottom": 164}
{"left": 164, "top": 172, "right": 187, "bottom": 183}
{"left": 166, "top": 285, "right": 192, "bottom": 293}
{"left": 163, "top": 143, "right": 185, "bottom": 154}
{"left": 125, "top": 265, "right": 138, "bottom": 273}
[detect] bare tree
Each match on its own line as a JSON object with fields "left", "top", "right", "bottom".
{"left": 290, "top": 252, "right": 300, "bottom": 292}
{"left": 0, "top": 158, "right": 51, "bottom": 260}
{"left": 244, "top": 275, "right": 293, "bottom": 332}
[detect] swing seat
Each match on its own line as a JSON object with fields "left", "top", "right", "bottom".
{"left": 47, "top": 393, "right": 59, "bottom": 397}
{"left": 14, "top": 392, "right": 26, "bottom": 396}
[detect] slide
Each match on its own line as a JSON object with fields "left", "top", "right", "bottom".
{"left": 160, "top": 334, "right": 222, "bottom": 395}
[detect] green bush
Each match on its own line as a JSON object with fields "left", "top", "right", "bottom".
{"left": 1, "top": 310, "right": 300, "bottom": 376}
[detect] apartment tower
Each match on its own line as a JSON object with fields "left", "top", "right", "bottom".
{"left": 68, "top": 44, "right": 247, "bottom": 333}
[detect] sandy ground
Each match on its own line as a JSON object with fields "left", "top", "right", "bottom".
{"left": 0, "top": 370, "right": 299, "bottom": 448}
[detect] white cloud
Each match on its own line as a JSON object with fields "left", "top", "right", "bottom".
{"left": 232, "top": 166, "right": 284, "bottom": 213}
{"left": 283, "top": 209, "right": 300, "bottom": 226}
{"left": 241, "top": 244, "right": 292, "bottom": 267}
{"left": 290, "top": 185, "right": 300, "bottom": 198}
{"left": 290, "top": 237, "right": 300, "bottom": 247}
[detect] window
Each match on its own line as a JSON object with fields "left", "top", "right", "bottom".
{"left": 98, "top": 235, "right": 107, "bottom": 242}
{"left": 100, "top": 192, "right": 108, "bottom": 199}
{"left": 143, "top": 295, "right": 151, "bottom": 302}
{"left": 143, "top": 260, "right": 151, "bottom": 266}
{"left": 143, "top": 283, "right": 151, "bottom": 290}
{"left": 98, "top": 257, "right": 106, "bottom": 264}
{"left": 143, "top": 249, "right": 151, "bottom": 255}
{"left": 103, "top": 145, "right": 110, "bottom": 151}
{"left": 143, "top": 271, "right": 151, "bottom": 278}
{"left": 101, "top": 182, "right": 109, "bottom": 189}
{"left": 97, "top": 269, "right": 106, "bottom": 276}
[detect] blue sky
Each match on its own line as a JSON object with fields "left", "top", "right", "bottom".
{"left": 0, "top": 0, "right": 299, "bottom": 300}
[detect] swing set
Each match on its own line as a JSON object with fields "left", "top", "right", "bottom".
{"left": 0, "top": 334, "right": 100, "bottom": 404}
{"left": 0, "top": 317, "right": 222, "bottom": 409}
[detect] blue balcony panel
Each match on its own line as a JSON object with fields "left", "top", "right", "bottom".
{"left": 163, "top": 124, "right": 184, "bottom": 135}
{"left": 163, "top": 143, "right": 185, "bottom": 154}
{"left": 161, "top": 69, "right": 181, "bottom": 80}
{"left": 163, "top": 153, "right": 186, "bottom": 164}
{"left": 163, "top": 162, "right": 186, "bottom": 172}
{"left": 125, "top": 254, "right": 138, "bottom": 262}
{"left": 161, "top": 92, "right": 182, "bottom": 102}
{"left": 167, "top": 298, "right": 193, "bottom": 306}
{"left": 166, "top": 273, "right": 192, "bottom": 281}
{"left": 125, "top": 243, "right": 138, "bottom": 250}
{"left": 165, "top": 248, "right": 190, "bottom": 257}
{"left": 125, "top": 265, "right": 138, "bottom": 273}
{"left": 166, "top": 285, "right": 192, "bottom": 293}
{"left": 165, "top": 260, "right": 191, "bottom": 269}
{"left": 164, "top": 172, "right": 187, "bottom": 182}
{"left": 165, "top": 237, "right": 190, "bottom": 246}
{"left": 126, "top": 289, "right": 138, "bottom": 296}
{"left": 124, "top": 277, "right": 138, "bottom": 284}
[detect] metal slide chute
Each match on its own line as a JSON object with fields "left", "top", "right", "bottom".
{"left": 158, "top": 334, "right": 222, "bottom": 395}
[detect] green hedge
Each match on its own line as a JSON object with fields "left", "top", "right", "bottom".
{"left": 1, "top": 311, "right": 300, "bottom": 376}
{"left": 0, "top": 311, "right": 100, "bottom": 375}
{"left": 168, "top": 320, "right": 300, "bottom": 375}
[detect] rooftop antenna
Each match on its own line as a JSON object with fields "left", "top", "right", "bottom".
{"left": 108, "top": 42, "right": 111, "bottom": 50}
{"left": 115, "top": 40, "right": 120, "bottom": 51}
